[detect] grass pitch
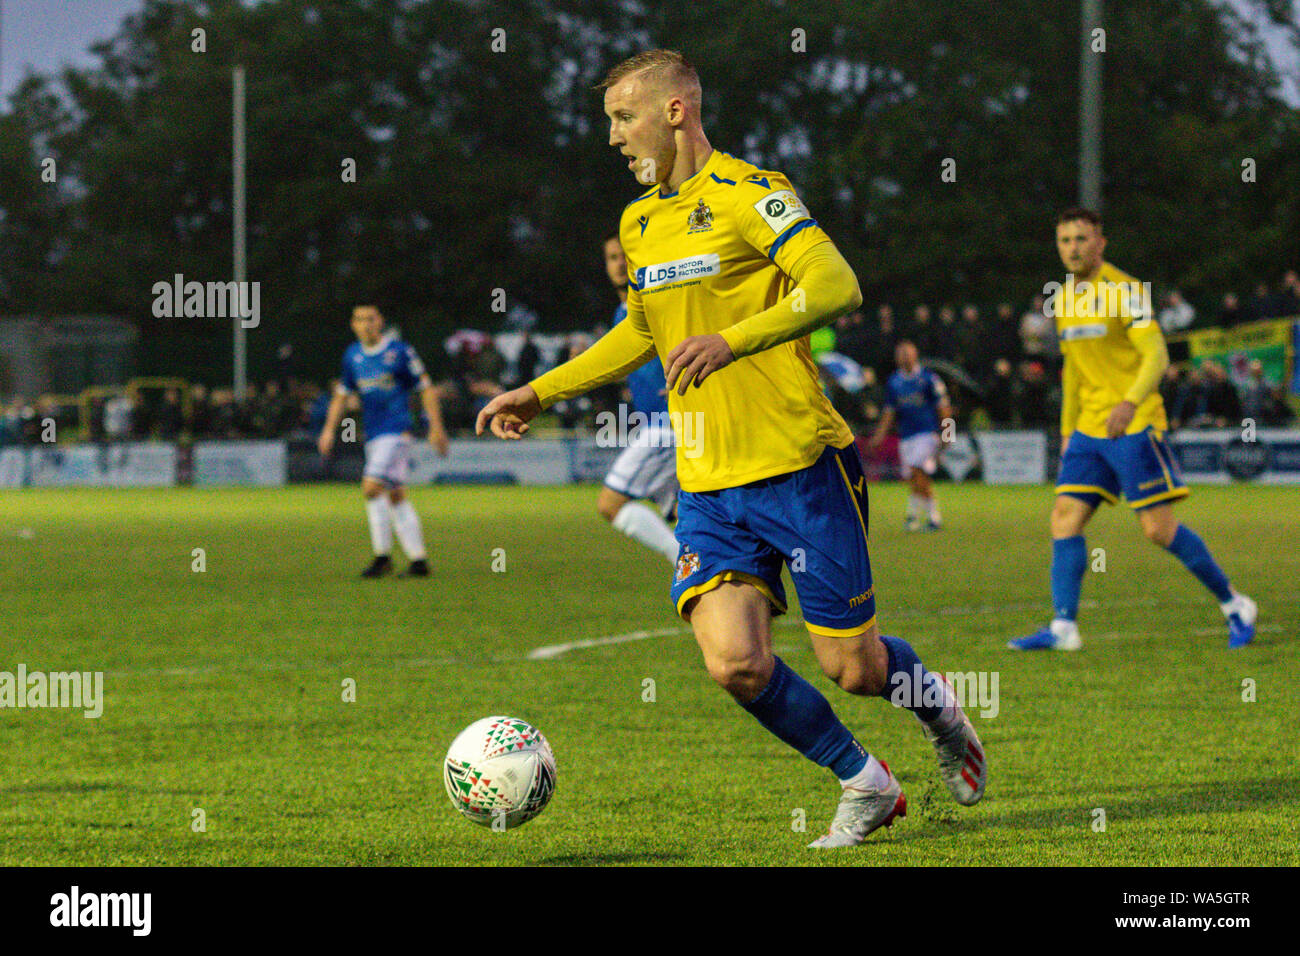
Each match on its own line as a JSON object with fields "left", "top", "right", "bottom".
{"left": 0, "top": 482, "right": 1295, "bottom": 866}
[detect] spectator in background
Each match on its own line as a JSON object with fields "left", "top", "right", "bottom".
{"left": 954, "top": 303, "right": 987, "bottom": 379}
{"left": 908, "top": 303, "right": 939, "bottom": 358}
{"left": 1176, "top": 361, "right": 1241, "bottom": 428}
{"left": 1246, "top": 281, "right": 1273, "bottom": 321}
{"left": 209, "top": 389, "right": 237, "bottom": 437}
{"left": 934, "top": 304, "right": 958, "bottom": 361}
{"left": 1017, "top": 359, "right": 1053, "bottom": 427}
{"left": 189, "top": 384, "right": 211, "bottom": 438}
{"left": 1019, "top": 294, "right": 1056, "bottom": 365}
{"left": 1158, "top": 290, "right": 1195, "bottom": 333}
{"left": 991, "top": 302, "right": 1022, "bottom": 365}
{"left": 833, "top": 309, "right": 871, "bottom": 367}
{"left": 866, "top": 304, "right": 900, "bottom": 384}
{"left": 157, "top": 388, "right": 183, "bottom": 439}
{"left": 1159, "top": 364, "right": 1189, "bottom": 427}
{"left": 1204, "top": 361, "right": 1242, "bottom": 426}
{"left": 1264, "top": 384, "right": 1294, "bottom": 426}
{"left": 276, "top": 342, "right": 294, "bottom": 391}
{"left": 1276, "top": 270, "right": 1300, "bottom": 318}
{"left": 1218, "top": 292, "right": 1244, "bottom": 328}
{"left": 1238, "top": 359, "right": 1271, "bottom": 424}
{"left": 509, "top": 332, "right": 542, "bottom": 389}
{"left": 983, "top": 357, "right": 1018, "bottom": 427}
{"left": 103, "top": 393, "right": 135, "bottom": 442}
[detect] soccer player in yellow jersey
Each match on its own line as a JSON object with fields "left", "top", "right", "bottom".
{"left": 1010, "top": 208, "right": 1257, "bottom": 651}
{"left": 478, "top": 50, "right": 988, "bottom": 847}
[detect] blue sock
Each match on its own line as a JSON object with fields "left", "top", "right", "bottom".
{"left": 1165, "top": 524, "right": 1233, "bottom": 603}
{"left": 741, "top": 656, "right": 868, "bottom": 780}
{"left": 877, "top": 634, "right": 946, "bottom": 724}
{"left": 1050, "top": 535, "right": 1087, "bottom": 620}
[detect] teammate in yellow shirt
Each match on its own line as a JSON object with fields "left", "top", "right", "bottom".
{"left": 478, "top": 50, "right": 987, "bottom": 846}
{"left": 1010, "top": 208, "right": 1257, "bottom": 651}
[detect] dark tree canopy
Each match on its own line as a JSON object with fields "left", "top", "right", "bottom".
{"left": 1, "top": 0, "right": 1297, "bottom": 385}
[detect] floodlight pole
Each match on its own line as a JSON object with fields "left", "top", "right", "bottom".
{"left": 233, "top": 65, "right": 248, "bottom": 394}
{"left": 1079, "top": 0, "right": 1103, "bottom": 212}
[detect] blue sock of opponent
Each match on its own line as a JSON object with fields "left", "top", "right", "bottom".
{"left": 1165, "top": 524, "right": 1233, "bottom": 603}
{"left": 877, "top": 634, "right": 950, "bottom": 725}
{"left": 741, "top": 656, "right": 867, "bottom": 780}
{"left": 1050, "top": 535, "right": 1087, "bottom": 620}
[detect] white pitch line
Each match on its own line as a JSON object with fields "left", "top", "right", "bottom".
{"left": 526, "top": 627, "right": 684, "bottom": 661}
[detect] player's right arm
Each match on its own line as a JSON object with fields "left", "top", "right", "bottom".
{"left": 318, "top": 388, "right": 348, "bottom": 457}
{"left": 320, "top": 353, "right": 357, "bottom": 456}
{"left": 866, "top": 406, "right": 895, "bottom": 453}
{"left": 476, "top": 314, "right": 657, "bottom": 440}
{"left": 867, "top": 378, "right": 897, "bottom": 452}
{"left": 714, "top": 240, "right": 862, "bottom": 360}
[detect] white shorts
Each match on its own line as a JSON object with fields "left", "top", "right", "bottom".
{"left": 604, "top": 426, "right": 678, "bottom": 512}
{"left": 364, "top": 433, "right": 413, "bottom": 487}
{"left": 899, "top": 432, "right": 941, "bottom": 477}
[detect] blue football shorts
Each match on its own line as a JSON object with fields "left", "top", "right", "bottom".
{"left": 1056, "top": 426, "right": 1189, "bottom": 510}
{"left": 669, "top": 443, "right": 877, "bottom": 637}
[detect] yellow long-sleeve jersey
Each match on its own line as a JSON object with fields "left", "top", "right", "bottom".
{"left": 530, "top": 149, "right": 860, "bottom": 491}
{"left": 1054, "top": 261, "right": 1169, "bottom": 438}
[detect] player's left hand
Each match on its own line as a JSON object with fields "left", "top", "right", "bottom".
{"left": 1106, "top": 400, "right": 1137, "bottom": 438}
{"left": 429, "top": 428, "right": 450, "bottom": 457}
{"left": 665, "top": 334, "right": 734, "bottom": 395}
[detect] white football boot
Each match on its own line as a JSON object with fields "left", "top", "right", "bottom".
{"left": 807, "top": 763, "right": 907, "bottom": 848}
{"left": 923, "top": 709, "right": 988, "bottom": 806}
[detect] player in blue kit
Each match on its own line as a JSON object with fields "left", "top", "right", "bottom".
{"left": 318, "top": 305, "right": 449, "bottom": 577}
{"left": 595, "top": 234, "right": 679, "bottom": 563}
{"left": 867, "top": 340, "right": 953, "bottom": 531}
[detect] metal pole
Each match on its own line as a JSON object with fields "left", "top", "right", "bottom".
{"left": 233, "top": 65, "right": 247, "bottom": 394}
{"left": 1079, "top": 0, "right": 1103, "bottom": 212}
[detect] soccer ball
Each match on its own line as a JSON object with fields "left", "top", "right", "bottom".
{"left": 443, "top": 716, "right": 557, "bottom": 829}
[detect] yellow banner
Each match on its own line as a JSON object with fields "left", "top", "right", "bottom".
{"left": 1186, "top": 317, "right": 1293, "bottom": 357}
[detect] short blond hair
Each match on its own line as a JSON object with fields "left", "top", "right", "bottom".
{"left": 597, "top": 49, "right": 701, "bottom": 112}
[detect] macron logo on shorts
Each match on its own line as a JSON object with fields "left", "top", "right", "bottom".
{"left": 636, "top": 254, "right": 721, "bottom": 292}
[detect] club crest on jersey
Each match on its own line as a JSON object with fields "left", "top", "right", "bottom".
{"left": 686, "top": 199, "right": 714, "bottom": 234}
{"left": 674, "top": 548, "right": 701, "bottom": 583}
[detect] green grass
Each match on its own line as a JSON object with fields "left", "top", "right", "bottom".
{"left": 0, "top": 482, "right": 1295, "bottom": 866}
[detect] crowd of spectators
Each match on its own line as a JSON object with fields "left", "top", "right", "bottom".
{"left": 2, "top": 270, "right": 1296, "bottom": 447}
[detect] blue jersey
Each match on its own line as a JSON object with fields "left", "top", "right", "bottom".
{"left": 339, "top": 335, "right": 427, "bottom": 438}
{"left": 885, "top": 367, "right": 947, "bottom": 439}
{"left": 614, "top": 301, "right": 669, "bottom": 417}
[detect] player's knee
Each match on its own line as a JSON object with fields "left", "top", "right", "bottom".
{"left": 1141, "top": 517, "right": 1175, "bottom": 547}
{"left": 833, "top": 664, "right": 884, "bottom": 697}
{"left": 705, "top": 653, "right": 773, "bottom": 701}
{"left": 825, "top": 645, "right": 886, "bottom": 696}
{"left": 596, "top": 498, "right": 620, "bottom": 523}
{"left": 1050, "top": 501, "right": 1083, "bottom": 537}
{"left": 388, "top": 488, "right": 405, "bottom": 505}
